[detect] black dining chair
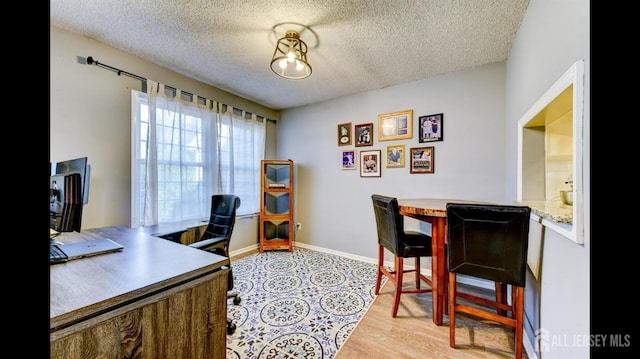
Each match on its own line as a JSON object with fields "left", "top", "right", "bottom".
{"left": 371, "top": 194, "right": 434, "bottom": 317}
{"left": 189, "top": 194, "right": 241, "bottom": 334}
{"left": 446, "top": 203, "right": 530, "bottom": 359}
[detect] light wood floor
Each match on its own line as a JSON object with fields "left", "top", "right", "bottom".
{"left": 336, "top": 275, "right": 528, "bottom": 359}
{"left": 231, "top": 250, "right": 526, "bottom": 358}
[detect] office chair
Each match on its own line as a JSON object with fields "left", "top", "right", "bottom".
{"left": 189, "top": 194, "right": 241, "bottom": 335}
{"left": 446, "top": 203, "right": 530, "bottom": 359}
{"left": 371, "top": 194, "right": 434, "bottom": 317}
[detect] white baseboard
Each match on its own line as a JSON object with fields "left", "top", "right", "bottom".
{"left": 229, "top": 243, "right": 259, "bottom": 257}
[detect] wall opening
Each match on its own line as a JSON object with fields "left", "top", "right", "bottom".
{"left": 517, "top": 60, "right": 584, "bottom": 244}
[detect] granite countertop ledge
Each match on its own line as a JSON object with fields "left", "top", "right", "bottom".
{"left": 517, "top": 200, "right": 573, "bottom": 225}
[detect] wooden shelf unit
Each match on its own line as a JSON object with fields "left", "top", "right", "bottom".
{"left": 259, "top": 159, "right": 294, "bottom": 252}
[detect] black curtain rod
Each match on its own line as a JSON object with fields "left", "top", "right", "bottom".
{"left": 86, "top": 56, "right": 194, "bottom": 98}
{"left": 85, "top": 56, "right": 277, "bottom": 124}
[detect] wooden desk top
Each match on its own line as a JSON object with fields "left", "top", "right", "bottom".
{"left": 137, "top": 218, "right": 209, "bottom": 237}
{"left": 50, "top": 226, "right": 229, "bottom": 331}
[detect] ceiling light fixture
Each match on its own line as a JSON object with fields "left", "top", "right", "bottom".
{"left": 270, "top": 30, "right": 312, "bottom": 80}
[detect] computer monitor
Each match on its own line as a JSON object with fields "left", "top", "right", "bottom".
{"left": 50, "top": 157, "right": 90, "bottom": 232}
{"left": 54, "top": 157, "right": 90, "bottom": 205}
{"left": 50, "top": 173, "right": 83, "bottom": 232}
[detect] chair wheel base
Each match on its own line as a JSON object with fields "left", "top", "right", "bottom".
{"left": 227, "top": 319, "right": 236, "bottom": 335}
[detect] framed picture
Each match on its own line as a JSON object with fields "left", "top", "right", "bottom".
{"left": 409, "top": 146, "right": 434, "bottom": 174}
{"left": 341, "top": 150, "right": 357, "bottom": 170}
{"left": 337, "top": 122, "right": 352, "bottom": 146}
{"left": 360, "top": 149, "right": 382, "bottom": 177}
{"left": 385, "top": 144, "right": 405, "bottom": 168}
{"left": 378, "top": 110, "right": 413, "bottom": 141}
{"left": 419, "top": 113, "right": 443, "bottom": 143}
{"left": 354, "top": 123, "right": 374, "bottom": 147}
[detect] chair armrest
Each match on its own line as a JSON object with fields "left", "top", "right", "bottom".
{"left": 188, "top": 236, "right": 227, "bottom": 250}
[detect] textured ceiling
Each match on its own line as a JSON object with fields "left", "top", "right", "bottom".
{"left": 50, "top": 0, "right": 529, "bottom": 111}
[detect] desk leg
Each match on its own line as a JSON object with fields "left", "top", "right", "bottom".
{"left": 431, "top": 217, "right": 446, "bottom": 326}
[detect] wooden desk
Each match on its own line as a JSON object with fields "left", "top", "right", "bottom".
{"left": 50, "top": 226, "right": 230, "bottom": 359}
{"left": 397, "top": 198, "right": 488, "bottom": 326}
{"left": 138, "top": 218, "right": 210, "bottom": 245}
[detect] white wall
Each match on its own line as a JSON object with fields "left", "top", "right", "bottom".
{"left": 506, "top": 0, "right": 590, "bottom": 358}
{"left": 278, "top": 63, "right": 507, "bottom": 262}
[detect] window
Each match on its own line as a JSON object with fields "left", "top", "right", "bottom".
{"left": 131, "top": 86, "right": 265, "bottom": 227}
{"left": 216, "top": 106, "right": 265, "bottom": 218}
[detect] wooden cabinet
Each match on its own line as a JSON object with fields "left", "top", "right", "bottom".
{"left": 259, "top": 160, "right": 294, "bottom": 252}
{"left": 51, "top": 269, "right": 228, "bottom": 359}
{"left": 50, "top": 226, "right": 230, "bottom": 359}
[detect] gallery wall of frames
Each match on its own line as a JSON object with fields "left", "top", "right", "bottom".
{"left": 339, "top": 110, "right": 443, "bottom": 177}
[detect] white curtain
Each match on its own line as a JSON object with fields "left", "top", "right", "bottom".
{"left": 142, "top": 81, "right": 160, "bottom": 226}
{"left": 137, "top": 80, "right": 265, "bottom": 226}
{"left": 217, "top": 105, "right": 265, "bottom": 214}
{"left": 142, "top": 80, "right": 218, "bottom": 225}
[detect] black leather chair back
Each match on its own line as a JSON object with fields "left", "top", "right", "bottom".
{"left": 446, "top": 203, "right": 530, "bottom": 287}
{"left": 190, "top": 194, "right": 242, "bottom": 335}
{"left": 195, "top": 194, "right": 241, "bottom": 257}
{"left": 371, "top": 194, "right": 404, "bottom": 256}
{"left": 201, "top": 194, "right": 241, "bottom": 240}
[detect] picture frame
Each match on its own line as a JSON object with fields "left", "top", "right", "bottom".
{"left": 341, "top": 150, "right": 357, "bottom": 170}
{"left": 360, "top": 149, "right": 382, "bottom": 177}
{"left": 354, "top": 123, "right": 374, "bottom": 147}
{"left": 409, "top": 146, "right": 434, "bottom": 174}
{"left": 418, "top": 113, "right": 444, "bottom": 143}
{"left": 378, "top": 110, "right": 413, "bottom": 141}
{"left": 385, "top": 144, "right": 405, "bottom": 168}
{"left": 337, "top": 122, "right": 352, "bottom": 146}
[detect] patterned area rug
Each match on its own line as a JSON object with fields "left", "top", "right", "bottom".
{"left": 226, "top": 248, "right": 386, "bottom": 359}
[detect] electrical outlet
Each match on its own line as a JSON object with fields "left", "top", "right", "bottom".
{"left": 296, "top": 222, "right": 302, "bottom": 230}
